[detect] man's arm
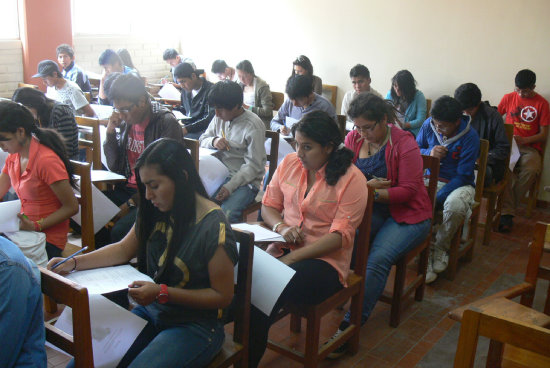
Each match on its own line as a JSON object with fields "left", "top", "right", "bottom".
{"left": 270, "top": 99, "right": 289, "bottom": 131}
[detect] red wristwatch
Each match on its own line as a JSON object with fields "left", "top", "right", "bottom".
{"left": 157, "top": 284, "right": 169, "bottom": 304}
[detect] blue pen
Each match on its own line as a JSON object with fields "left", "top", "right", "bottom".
{"left": 51, "top": 246, "right": 88, "bottom": 270}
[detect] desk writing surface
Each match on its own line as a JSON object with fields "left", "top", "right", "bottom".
{"left": 91, "top": 170, "right": 126, "bottom": 183}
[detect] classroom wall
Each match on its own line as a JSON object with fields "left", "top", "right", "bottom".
{"left": 0, "top": 40, "right": 23, "bottom": 98}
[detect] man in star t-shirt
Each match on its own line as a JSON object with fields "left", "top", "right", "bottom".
{"left": 497, "top": 69, "right": 549, "bottom": 231}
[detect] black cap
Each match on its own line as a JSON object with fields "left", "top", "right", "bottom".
{"left": 32, "top": 60, "right": 60, "bottom": 78}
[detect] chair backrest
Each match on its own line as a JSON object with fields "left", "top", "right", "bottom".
{"left": 271, "top": 91, "right": 285, "bottom": 111}
{"left": 40, "top": 266, "right": 94, "bottom": 367}
{"left": 475, "top": 139, "right": 490, "bottom": 202}
{"left": 75, "top": 116, "right": 102, "bottom": 170}
{"left": 351, "top": 186, "right": 375, "bottom": 277}
{"left": 426, "top": 98, "right": 432, "bottom": 118}
{"left": 336, "top": 115, "right": 347, "bottom": 140}
{"left": 322, "top": 84, "right": 338, "bottom": 107}
{"left": 83, "top": 92, "right": 91, "bottom": 103}
{"left": 422, "top": 155, "right": 440, "bottom": 213}
{"left": 265, "top": 130, "right": 279, "bottom": 186}
{"left": 455, "top": 305, "right": 550, "bottom": 368}
{"left": 18, "top": 82, "right": 39, "bottom": 89}
{"left": 183, "top": 137, "right": 199, "bottom": 171}
{"left": 71, "top": 160, "right": 95, "bottom": 251}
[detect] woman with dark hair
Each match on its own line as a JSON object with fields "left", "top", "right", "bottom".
{"left": 48, "top": 138, "right": 238, "bottom": 368}
{"left": 385, "top": 69, "right": 427, "bottom": 136}
{"left": 291, "top": 55, "right": 323, "bottom": 94}
{"left": 248, "top": 110, "right": 368, "bottom": 367}
{"left": 328, "top": 92, "right": 432, "bottom": 358}
{"left": 12, "top": 87, "right": 79, "bottom": 159}
{"left": 236, "top": 59, "right": 273, "bottom": 129}
{"left": 0, "top": 100, "right": 78, "bottom": 259}
{"left": 117, "top": 48, "right": 137, "bottom": 70}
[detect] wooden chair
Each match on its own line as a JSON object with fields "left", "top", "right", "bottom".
{"left": 322, "top": 84, "right": 338, "bottom": 107}
{"left": 76, "top": 116, "right": 102, "bottom": 170}
{"left": 241, "top": 130, "right": 279, "bottom": 221}
{"left": 183, "top": 137, "right": 199, "bottom": 171}
{"left": 379, "top": 155, "right": 440, "bottom": 327}
{"left": 83, "top": 92, "right": 91, "bottom": 103}
{"left": 446, "top": 139, "right": 489, "bottom": 280}
{"left": 70, "top": 160, "right": 95, "bottom": 252}
{"left": 271, "top": 91, "right": 285, "bottom": 111}
{"left": 18, "top": 82, "right": 39, "bottom": 89}
{"left": 266, "top": 187, "right": 375, "bottom": 367}
{"left": 425, "top": 98, "right": 432, "bottom": 118}
{"left": 207, "top": 229, "right": 254, "bottom": 368}
{"left": 480, "top": 123, "right": 514, "bottom": 246}
{"left": 41, "top": 266, "right": 94, "bottom": 367}
{"left": 525, "top": 142, "right": 546, "bottom": 217}
{"left": 336, "top": 115, "right": 347, "bottom": 140}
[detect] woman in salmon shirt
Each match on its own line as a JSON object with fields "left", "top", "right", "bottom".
{"left": 248, "top": 110, "right": 368, "bottom": 367}
{"left": 0, "top": 100, "right": 78, "bottom": 259}
{"left": 329, "top": 92, "right": 432, "bottom": 358}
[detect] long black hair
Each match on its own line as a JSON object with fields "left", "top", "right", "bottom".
{"left": 12, "top": 87, "right": 55, "bottom": 127}
{"left": 292, "top": 110, "right": 354, "bottom": 186}
{"left": 390, "top": 69, "right": 417, "bottom": 104}
{"left": 291, "top": 55, "right": 314, "bottom": 76}
{"left": 134, "top": 138, "right": 208, "bottom": 282}
{"left": 0, "top": 100, "right": 76, "bottom": 188}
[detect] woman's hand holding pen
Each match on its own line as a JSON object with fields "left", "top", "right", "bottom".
{"left": 277, "top": 224, "right": 305, "bottom": 244}
{"left": 367, "top": 177, "right": 391, "bottom": 189}
{"left": 128, "top": 281, "right": 160, "bottom": 306}
{"left": 47, "top": 257, "right": 75, "bottom": 274}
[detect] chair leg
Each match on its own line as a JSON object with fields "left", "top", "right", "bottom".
{"left": 486, "top": 339, "right": 505, "bottom": 367}
{"left": 44, "top": 294, "right": 58, "bottom": 314}
{"left": 347, "top": 294, "right": 362, "bottom": 354}
{"left": 304, "top": 311, "right": 321, "bottom": 368}
{"left": 290, "top": 313, "right": 301, "bottom": 333}
{"left": 390, "top": 260, "right": 406, "bottom": 327}
{"left": 415, "top": 245, "right": 429, "bottom": 301}
{"left": 483, "top": 193, "right": 497, "bottom": 246}
{"left": 493, "top": 190, "right": 504, "bottom": 232}
{"left": 464, "top": 214, "right": 479, "bottom": 263}
{"left": 544, "top": 282, "right": 550, "bottom": 316}
{"left": 446, "top": 227, "right": 462, "bottom": 281}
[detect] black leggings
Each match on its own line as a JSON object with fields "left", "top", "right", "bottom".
{"left": 248, "top": 258, "right": 343, "bottom": 367}
{"left": 46, "top": 242, "right": 62, "bottom": 259}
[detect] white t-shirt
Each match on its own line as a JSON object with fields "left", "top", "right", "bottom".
{"left": 46, "top": 80, "right": 89, "bottom": 115}
{"left": 243, "top": 78, "right": 256, "bottom": 107}
{"left": 341, "top": 87, "right": 383, "bottom": 130}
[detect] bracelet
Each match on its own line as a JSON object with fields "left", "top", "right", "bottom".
{"left": 272, "top": 221, "right": 285, "bottom": 233}
{"left": 72, "top": 257, "right": 77, "bottom": 272}
{"left": 33, "top": 219, "right": 44, "bottom": 232}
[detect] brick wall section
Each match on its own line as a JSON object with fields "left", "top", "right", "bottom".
{"left": 0, "top": 40, "right": 23, "bottom": 98}
{"left": 73, "top": 36, "right": 180, "bottom": 84}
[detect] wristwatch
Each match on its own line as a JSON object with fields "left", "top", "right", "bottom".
{"left": 272, "top": 221, "right": 285, "bottom": 233}
{"left": 157, "top": 284, "right": 169, "bottom": 304}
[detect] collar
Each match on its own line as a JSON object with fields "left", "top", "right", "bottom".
{"left": 25, "top": 137, "right": 40, "bottom": 173}
{"left": 64, "top": 61, "right": 75, "bottom": 72}
{"left": 429, "top": 115, "right": 471, "bottom": 146}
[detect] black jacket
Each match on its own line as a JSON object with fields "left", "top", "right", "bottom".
{"left": 178, "top": 78, "right": 215, "bottom": 134}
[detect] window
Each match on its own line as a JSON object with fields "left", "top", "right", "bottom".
{"left": 0, "top": 0, "right": 19, "bottom": 39}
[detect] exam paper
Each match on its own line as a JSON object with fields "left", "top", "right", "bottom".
{"left": 232, "top": 223, "right": 285, "bottom": 242}
{"left": 198, "top": 154, "right": 229, "bottom": 197}
{"left": 55, "top": 294, "right": 147, "bottom": 368}
{"left": 65, "top": 264, "right": 154, "bottom": 295}
{"left": 158, "top": 83, "right": 181, "bottom": 101}
{"left": 90, "top": 104, "right": 114, "bottom": 120}
{"left": 265, "top": 136, "right": 295, "bottom": 164}
{"left": 285, "top": 116, "right": 299, "bottom": 130}
{"left": 71, "top": 179, "right": 120, "bottom": 234}
{"left": 235, "top": 243, "right": 295, "bottom": 316}
{"left": 0, "top": 200, "right": 21, "bottom": 233}
{"left": 509, "top": 138, "right": 520, "bottom": 171}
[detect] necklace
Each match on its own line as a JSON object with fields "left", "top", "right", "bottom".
{"left": 367, "top": 126, "right": 391, "bottom": 157}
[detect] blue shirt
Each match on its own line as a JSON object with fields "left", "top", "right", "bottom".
{"left": 63, "top": 62, "right": 91, "bottom": 93}
{"left": 0, "top": 237, "right": 46, "bottom": 368}
{"left": 355, "top": 145, "right": 387, "bottom": 180}
{"left": 270, "top": 93, "right": 336, "bottom": 131}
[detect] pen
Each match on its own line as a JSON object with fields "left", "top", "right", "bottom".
{"left": 51, "top": 246, "right": 88, "bottom": 270}
{"left": 221, "top": 129, "right": 230, "bottom": 151}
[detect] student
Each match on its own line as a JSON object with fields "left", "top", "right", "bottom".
{"left": 385, "top": 70, "right": 427, "bottom": 136}
{"left": 290, "top": 55, "right": 323, "bottom": 94}
{"left": 12, "top": 87, "right": 79, "bottom": 160}
{"left": 49, "top": 138, "right": 238, "bottom": 368}
{"left": 34, "top": 60, "right": 95, "bottom": 117}
{"left": 117, "top": 48, "right": 137, "bottom": 70}
{"left": 236, "top": 59, "right": 273, "bottom": 129}
{"left": 454, "top": 83, "right": 510, "bottom": 186}
{"left": 103, "top": 74, "right": 183, "bottom": 243}
{"left": 162, "top": 48, "right": 196, "bottom": 83}
{"left": 98, "top": 49, "right": 139, "bottom": 105}
{"left": 211, "top": 60, "right": 238, "bottom": 82}
{"left": 416, "top": 96, "right": 479, "bottom": 283}
{"left": 497, "top": 69, "right": 549, "bottom": 232}
{"left": 0, "top": 236, "right": 46, "bottom": 368}
{"left": 199, "top": 81, "right": 266, "bottom": 223}
{"left": 56, "top": 43, "right": 91, "bottom": 93}
{"left": 174, "top": 62, "right": 215, "bottom": 139}
{"left": 248, "top": 111, "right": 368, "bottom": 367}
{"left": 0, "top": 100, "right": 79, "bottom": 259}
{"left": 271, "top": 74, "right": 336, "bottom": 134}
{"left": 341, "top": 64, "right": 382, "bottom": 127}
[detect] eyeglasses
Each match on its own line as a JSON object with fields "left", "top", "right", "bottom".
{"left": 114, "top": 103, "right": 135, "bottom": 114}
{"left": 432, "top": 120, "right": 453, "bottom": 133}
{"left": 353, "top": 121, "right": 379, "bottom": 133}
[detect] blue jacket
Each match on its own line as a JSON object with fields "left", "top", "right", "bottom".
{"left": 385, "top": 90, "right": 427, "bottom": 136}
{"left": 416, "top": 116, "right": 479, "bottom": 206}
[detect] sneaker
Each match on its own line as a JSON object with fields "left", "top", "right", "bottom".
{"left": 498, "top": 214, "right": 514, "bottom": 233}
{"left": 325, "top": 329, "right": 348, "bottom": 359}
{"left": 433, "top": 249, "right": 449, "bottom": 274}
{"left": 426, "top": 261, "right": 437, "bottom": 284}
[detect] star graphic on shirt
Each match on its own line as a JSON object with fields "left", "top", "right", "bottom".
{"left": 521, "top": 106, "right": 537, "bottom": 122}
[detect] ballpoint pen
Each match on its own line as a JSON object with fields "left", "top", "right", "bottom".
{"left": 51, "top": 246, "right": 88, "bottom": 270}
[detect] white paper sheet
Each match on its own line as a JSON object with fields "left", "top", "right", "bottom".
{"left": 264, "top": 136, "right": 295, "bottom": 165}
{"left": 0, "top": 200, "right": 21, "bottom": 233}
{"left": 90, "top": 104, "right": 114, "bottom": 120}
{"left": 198, "top": 154, "right": 229, "bottom": 197}
{"left": 234, "top": 243, "right": 295, "bottom": 316}
{"left": 100, "top": 125, "right": 108, "bottom": 168}
{"left": 173, "top": 110, "right": 186, "bottom": 120}
{"left": 71, "top": 179, "right": 120, "bottom": 234}
{"left": 65, "top": 264, "right": 154, "bottom": 295}
{"left": 232, "top": 223, "right": 285, "bottom": 242}
{"left": 285, "top": 116, "right": 299, "bottom": 130}
{"left": 199, "top": 147, "right": 218, "bottom": 157}
{"left": 55, "top": 294, "right": 147, "bottom": 368}
{"left": 158, "top": 83, "right": 181, "bottom": 101}
{"left": 509, "top": 138, "right": 520, "bottom": 171}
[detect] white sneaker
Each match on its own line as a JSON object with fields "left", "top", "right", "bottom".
{"left": 433, "top": 249, "right": 449, "bottom": 274}
{"left": 426, "top": 261, "right": 437, "bottom": 284}
{"left": 325, "top": 329, "right": 348, "bottom": 359}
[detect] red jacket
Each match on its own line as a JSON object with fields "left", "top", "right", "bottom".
{"left": 345, "top": 126, "right": 432, "bottom": 224}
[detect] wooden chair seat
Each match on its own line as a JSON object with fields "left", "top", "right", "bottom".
{"left": 271, "top": 91, "right": 285, "bottom": 112}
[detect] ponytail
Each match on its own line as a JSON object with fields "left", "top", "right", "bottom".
{"left": 325, "top": 143, "right": 354, "bottom": 186}
{"left": 34, "top": 128, "right": 76, "bottom": 189}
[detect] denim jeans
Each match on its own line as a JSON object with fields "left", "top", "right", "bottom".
{"left": 344, "top": 204, "right": 431, "bottom": 325}
{"left": 213, "top": 178, "right": 259, "bottom": 223}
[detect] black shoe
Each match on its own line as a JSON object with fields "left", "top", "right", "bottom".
{"left": 498, "top": 215, "right": 514, "bottom": 233}
{"left": 324, "top": 329, "right": 349, "bottom": 359}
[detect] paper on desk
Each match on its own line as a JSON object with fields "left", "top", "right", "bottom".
{"left": 91, "top": 104, "right": 114, "bottom": 120}
{"left": 55, "top": 294, "right": 147, "bottom": 368}
{"left": 285, "top": 116, "right": 299, "bottom": 130}
{"left": 509, "top": 138, "right": 520, "bottom": 171}
{"left": 198, "top": 154, "right": 229, "bottom": 197}
{"left": 158, "top": 83, "right": 181, "bottom": 101}
{"left": 199, "top": 147, "right": 218, "bottom": 157}
{"left": 71, "top": 179, "right": 120, "bottom": 234}
{"left": 173, "top": 110, "right": 186, "bottom": 120}
{"left": 265, "top": 136, "right": 295, "bottom": 165}
{"left": 100, "top": 125, "right": 108, "bottom": 168}
{"left": 65, "top": 264, "right": 154, "bottom": 295}
{"left": 0, "top": 200, "right": 21, "bottom": 233}
{"left": 235, "top": 243, "right": 295, "bottom": 316}
{"left": 232, "top": 223, "right": 285, "bottom": 242}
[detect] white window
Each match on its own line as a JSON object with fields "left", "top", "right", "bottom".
{"left": 0, "top": 0, "right": 19, "bottom": 39}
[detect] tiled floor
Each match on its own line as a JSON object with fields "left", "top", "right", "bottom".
{"left": 47, "top": 204, "right": 550, "bottom": 367}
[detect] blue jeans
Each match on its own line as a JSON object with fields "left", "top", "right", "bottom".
{"left": 344, "top": 205, "right": 431, "bottom": 326}
{"left": 213, "top": 178, "right": 259, "bottom": 223}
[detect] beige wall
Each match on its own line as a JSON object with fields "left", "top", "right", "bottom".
{"left": 0, "top": 40, "right": 23, "bottom": 98}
